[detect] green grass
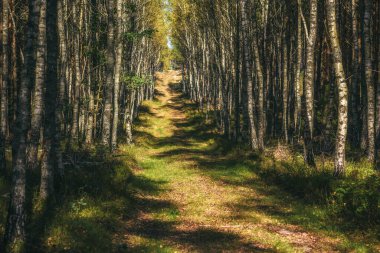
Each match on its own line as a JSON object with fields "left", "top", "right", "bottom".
{"left": 0, "top": 72, "right": 379, "bottom": 252}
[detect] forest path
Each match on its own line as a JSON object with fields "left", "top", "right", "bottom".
{"left": 116, "top": 71, "right": 346, "bottom": 252}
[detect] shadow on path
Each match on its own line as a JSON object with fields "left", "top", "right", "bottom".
{"left": 117, "top": 71, "right": 375, "bottom": 252}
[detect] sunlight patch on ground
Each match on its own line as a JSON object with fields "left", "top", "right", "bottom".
{"left": 114, "top": 71, "right": 375, "bottom": 252}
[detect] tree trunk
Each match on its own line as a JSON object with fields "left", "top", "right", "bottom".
{"left": 28, "top": 0, "right": 46, "bottom": 171}
{"left": 253, "top": 39, "right": 265, "bottom": 150}
{"left": 295, "top": 7, "right": 303, "bottom": 138}
{"left": 326, "top": 0, "right": 349, "bottom": 176}
{"left": 55, "top": 0, "right": 65, "bottom": 186}
{"left": 302, "top": 0, "right": 317, "bottom": 167}
{"left": 234, "top": 2, "right": 241, "bottom": 142}
{"left": 282, "top": 42, "right": 289, "bottom": 143}
{"left": 111, "top": 0, "right": 123, "bottom": 150}
{"left": 102, "top": 0, "right": 115, "bottom": 147}
{"left": 240, "top": 0, "right": 258, "bottom": 150}
{"left": 40, "top": 0, "right": 58, "bottom": 202}
{"left": 350, "top": 0, "right": 360, "bottom": 146}
{"left": 364, "top": 0, "right": 375, "bottom": 164}
{"left": 85, "top": 71, "right": 94, "bottom": 144}
{"left": 1, "top": 0, "right": 9, "bottom": 172}
{"left": 4, "top": 0, "right": 41, "bottom": 250}
{"left": 71, "top": 21, "right": 81, "bottom": 141}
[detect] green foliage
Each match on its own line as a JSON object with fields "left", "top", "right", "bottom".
{"left": 255, "top": 155, "right": 380, "bottom": 226}
{"left": 170, "top": 47, "right": 184, "bottom": 63}
{"left": 5, "top": 239, "right": 25, "bottom": 253}
{"left": 331, "top": 176, "right": 380, "bottom": 224}
{"left": 83, "top": 46, "right": 106, "bottom": 64}
{"left": 124, "top": 2, "right": 137, "bottom": 12}
{"left": 123, "top": 29, "right": 156, "bottom": 42}
{"left": 122, "top": 73, "right": 154, "bottom": 90}
{"left": 71, "top": 197, "right": 88, "bottom": 214}
{"left": 22, "top": 147, "right": 133, "bottom": 252}
{"left": 258, "top": 161, "right": 333, "bottom": 203}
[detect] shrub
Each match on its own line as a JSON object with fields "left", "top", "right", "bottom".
{"left": 330, "top": 176, "right": 380, "bottom": 224}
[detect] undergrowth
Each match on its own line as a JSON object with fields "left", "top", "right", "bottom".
{"left": 248, "top": 149, "right": 380, "bottom": 228}
{"left": 0, "top": 79, "right": 378, "bottom": 252}
{"left": 26, "top": 146, "right": 134, "bottom": 253}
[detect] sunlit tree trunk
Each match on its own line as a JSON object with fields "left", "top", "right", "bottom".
{"left": 326, "top": 0, "right": 349, "bottom": 176}
{"left": 294, "top": 6, "right": 303, "bottom": 139}
{"left": 111, "top": 0, "right": 123, "bottom": 150}
{"left": 302, "top": 0, "right": 317, "bottom": 167}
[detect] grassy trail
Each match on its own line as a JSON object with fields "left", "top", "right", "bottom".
{"left": 113, "top": 71, "right": 373, "bottom": 252}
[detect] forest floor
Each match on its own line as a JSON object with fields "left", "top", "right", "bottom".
{"left": 2, "top": 71, "right": 377, "bottom": 252}
{"left": 109, "top": 71, "right": 378, "bottom": 252}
